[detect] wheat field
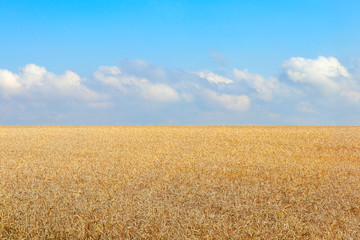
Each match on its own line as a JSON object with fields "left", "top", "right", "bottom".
{"left": 0, "top": 126, "right": 359, "bottom": 239}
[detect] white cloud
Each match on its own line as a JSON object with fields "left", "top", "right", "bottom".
{"left": 94, "top": 66, "right": 180, "bottom": 103}
{"left": 0, "top": 64, "right": 108, "bottom": 105}
{"left": 281, "top": 56, "right": 360, "bottom": 104}
{"left": 282, "top": 56, "right": 350, "bottom": 94}
{"left": 206, "top": 90, "right": 250, "bottom": 111}
{"left": 0, "top": 69, "right": 22, "bottom": 98}
{"left": 197, "top": 71, "right": 233, "bottom": 84}
{"left": 19, "top": 64, "right": 48, "bottom": 88}
{"left": 233, "top": 68, "right": 278, "bottom": 101}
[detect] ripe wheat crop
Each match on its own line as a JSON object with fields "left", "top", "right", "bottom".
{"left": 0, "top": 126, "right": 359, "bottom": 239}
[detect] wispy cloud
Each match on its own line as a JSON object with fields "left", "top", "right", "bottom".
{"left": 209, "top": 49, "right": 227, "bottom": 68}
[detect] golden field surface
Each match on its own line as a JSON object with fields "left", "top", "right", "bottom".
{"left": 0, "top": 126, "right": 360, "bottom": 239}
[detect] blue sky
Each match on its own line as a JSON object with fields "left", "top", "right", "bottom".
{"left": 1, "top": 0, "right": 360, "bottom": 125}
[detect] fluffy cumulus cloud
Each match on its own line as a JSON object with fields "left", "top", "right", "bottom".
{"left": 0, "top": 64, "right": 108, "bottom": 104}
{"left": 282, "top": 56, "right": 350, "bottom": 94}
{"left": 282, "top": 56, "right": 360, "bottom": 104}
{"left": 0, "top": 69, "right": 22, "bottom": 97}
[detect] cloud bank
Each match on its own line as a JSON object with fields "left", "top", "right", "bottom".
{"left": 1, "top": 56, "right": 360, "bottom": 125}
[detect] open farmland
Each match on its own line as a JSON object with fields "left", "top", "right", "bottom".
{"left": 0, "top": 126, "right": 360, "bottom": 239}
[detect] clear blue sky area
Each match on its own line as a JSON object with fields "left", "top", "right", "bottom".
{"left": 0, "top": 0, "right": 360, "bottom": 125}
